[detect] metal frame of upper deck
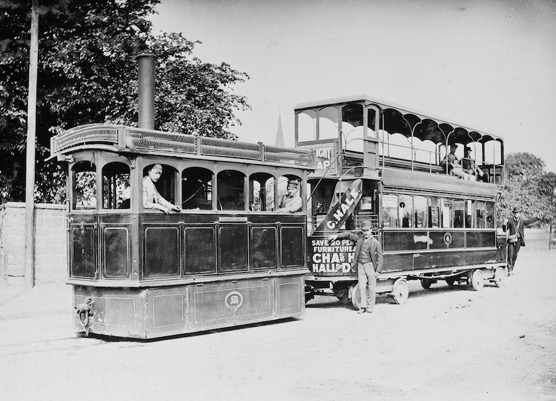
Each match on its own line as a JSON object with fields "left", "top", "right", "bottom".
{"left": 294, "top": 94, "right": 504, "bottom": 146}
{"left": 294, "top": 95, "right": 504, "bottom": 186}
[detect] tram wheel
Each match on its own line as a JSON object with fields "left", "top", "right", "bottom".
{"left": 421, "top": 279, "right": 433, "bottom": 289}
{"left": 446, "top": 277, "right": 456, "bottom": 286}
{"left": 392, "top": 278, "right": 409, "bottom": 305}
{"left": 493, "top": 267, "right": 506, "bottom": 288}
{"left": 350, "top": 284, "right": 361, "bottom": 310}
{"left": 468, "top": 269, "right": 484, "bottom": 291}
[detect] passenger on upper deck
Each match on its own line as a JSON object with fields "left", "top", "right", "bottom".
{"left": 462, "top": 147, "right": 485, "bottom": 181}
{"left": 143, "top": 164, "right": 181, "bottom": 213}
{"left": 440, "top": 144, "right": 458, "bottom": 173}
{"left": 278, "top": 179, "right": 302, "bottom": 213}
{"left": 440, "top": 144, "right": 465, "bottom": 178}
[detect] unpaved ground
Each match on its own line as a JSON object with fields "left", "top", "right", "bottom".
{"left": 0, "top": 230, "right": 555, "bottom": 401}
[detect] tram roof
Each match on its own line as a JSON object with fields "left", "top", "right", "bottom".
{"left": 294, "top": 94, "right": 504, "bottom": 146}
{"left": 49, "top": 124, "right": 314, "bottom": 169}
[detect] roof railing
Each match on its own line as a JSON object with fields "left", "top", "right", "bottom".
{"left": 50, "top": 124, "right": 315, "bottom": 167}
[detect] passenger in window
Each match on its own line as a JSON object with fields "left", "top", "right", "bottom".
{"left": 143, "top": 164, "right": 181, "bottom": 213}
{"left": 278, "top": 179, "right": 302, "bottom": 213}
{"left": 461, "top": 147, "right": 485, "bottom": 181}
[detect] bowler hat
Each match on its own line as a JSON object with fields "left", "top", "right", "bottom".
{"left": 512, "top": 206, "right": 521, "bottom": 213}
{"left": 360, "top": 220, "right": 372, "bottom": 230}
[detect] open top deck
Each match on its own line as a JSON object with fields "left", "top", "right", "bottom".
{"left": 294, "top": 95, "right": 504, "bottom": 186}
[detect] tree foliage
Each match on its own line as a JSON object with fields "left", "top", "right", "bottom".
{"left": 500, "top": 152, "right": 556, "bottom": 225}
{"left": 0, "top": 0, "right": 250, "bottom": 203}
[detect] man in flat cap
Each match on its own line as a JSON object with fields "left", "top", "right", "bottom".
{"left": 143, "top": 164, "right": 181, "bottom": 214}
{"left": 328, "top": 220, "right": 383, "bottom": 314}
{"left": 278, "top": 179, "right": 302, "bottom": 213}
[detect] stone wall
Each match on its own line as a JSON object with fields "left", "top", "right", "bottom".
{"left": 0, "top": 203, "right": 67, "bottom": 287}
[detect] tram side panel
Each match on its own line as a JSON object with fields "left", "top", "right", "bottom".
{"left": 70, "top": 214, "right": 306, "bottom": 339}
{"left": 306, "top": 227, "right": 507, "bottom": 301}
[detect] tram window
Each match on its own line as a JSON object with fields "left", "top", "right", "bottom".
{"left": 297, "top": 110, "right": 317, "bottom": 142}
{"left": 182, "top": 167, "right": 213, "bottom": 210}
{"left": 102, "top": 162, "right": 130, "bottom": 210}
{"left": 72, "top": 161, "right": 97, "bottom": 210}
{"left": 277, "top": 175, "right": 302, "bottom": 213}
{"left": 217, "top": 170, "right": 245, "bottom": 211}
{"left": 439, "top": 198, "right": 452, "bottom": 228}
{"left": 104, "top": 228, "right": 129, "bottom": 277}
{"left": 320, "top": 106, "right": 339, "bottom": 140}
{"left": 281, "top": 227, "right": 304, "bottom": 267}
{"left": 143, "top": 164, "right": 178, "bottom": 211}
{"left": 466, "top": 200, "right": 474, "bottom": 228}
{"left": 484, "top": 140, "right": 502, "bottom": 165}
{"left": 389, "top": 133, "right": 413, "bottom": 160}
{"left": 414, "top": 196, "right": 427, "bottom": 228}
{"left": 219, "top": 226, "right": 248, "bottom": 272}
{"left": 70, "top": 226, "right": 95, "bottom": 277}
{"left": 382, "top": 194, "right": 398, "bottom": 228}
{"left": 144, "top": 227, "right": 179, "bottom": 276}
{"left": 366, "top": 108, "right": 378, "bottom": 138}
{"left": 453, "top": 200, "right": 465, "bottom": 228}
{"left": 475, "top": 201, "right": 486, "bottom": 228}
{"left": 485, "top": 202, "right": 495, "bottom": 228}
{"left": 414, "top": 140, "right": 437, "bottom": 164}
{"left": 342, "top": 104, "right": 364, "bottom": 150}
{"left": 185, "top": 228, "right": 216, "bottom": 274}
{"left": 249, "top": 173, "right": 275, "bottom": 211}
{"left": 251, "top": 227, "right": 277, "bottom": 269}
{"left": 428, "top": 198, "right": 440, "bottom": 228}
{"left": 475, "top": 201, "right": 494, "bottom": 229}
{"left": 399, "top": 195, "right": 413, "bottom": 228}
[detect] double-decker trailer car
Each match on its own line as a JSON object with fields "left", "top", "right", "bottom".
{"left": 296, "top": 95, "right": 507, "bottom": 308}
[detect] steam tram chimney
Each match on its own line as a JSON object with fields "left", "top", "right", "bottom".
{"left": 136, "top": 53, "right": 156, "bottom": 130}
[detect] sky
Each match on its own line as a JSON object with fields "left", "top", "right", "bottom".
{"left": 149, "top": 0, "right": 556, "bottom": 173}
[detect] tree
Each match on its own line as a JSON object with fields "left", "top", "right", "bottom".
{"left": 500, "top": 152, "right": 556, "bottom": 225}
{"left": 0, "top": 0, "right": 250, "bottom": 203}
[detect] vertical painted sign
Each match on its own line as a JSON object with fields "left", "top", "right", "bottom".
{"left": 314, "top": 179, "right": 363, "bottom": 233}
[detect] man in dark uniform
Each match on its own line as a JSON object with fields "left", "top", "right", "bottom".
{"left": 328, "top": 220, "right": 383, "bottom": 313}
{"left": 504, "top": 206, "right": 526, "bottom": 275}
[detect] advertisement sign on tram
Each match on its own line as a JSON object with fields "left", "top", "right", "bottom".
{"left": 308, "top": 179, "right": 363, "bottom": 277}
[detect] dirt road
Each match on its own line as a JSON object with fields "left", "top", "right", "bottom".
{"left": 0, "top": 230, "right": 555, "bottom": 401}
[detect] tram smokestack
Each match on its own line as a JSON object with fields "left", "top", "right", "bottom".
{"left": 136, "top": 53, "right": 156, "bottom": 130}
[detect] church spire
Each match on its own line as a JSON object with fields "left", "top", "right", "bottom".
{"left": 275, "top": 112, "right": 284, "bottom": 147}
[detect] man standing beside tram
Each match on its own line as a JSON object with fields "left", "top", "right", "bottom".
{"left": 503, "top": 206, "right": 526, "bottom": 276}
{"left": 327, "top": 221, "right": 383, "bottom": 314}
{"left": 143, "top": 164, "right": 181, "bottom": 213}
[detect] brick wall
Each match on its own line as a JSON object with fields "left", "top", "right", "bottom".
{"left": 0, "top": 203, "right": 67, "bottom": 287}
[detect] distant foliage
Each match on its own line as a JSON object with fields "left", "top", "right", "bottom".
{"left": 0, "top": 0, "right": 250, "bottom": 203}
{"left": 500, "top": 152, "right": 556, "bottom": 225}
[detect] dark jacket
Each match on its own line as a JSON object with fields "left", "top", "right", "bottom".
{"left": 337, "top": 232, "right": 384, "bottom": 272}
{"left": 504, "top": 218, "right": 526, "bottom": 247}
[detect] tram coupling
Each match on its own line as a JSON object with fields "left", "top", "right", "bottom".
{"left": 75, "top": 298, "right": 94, "bottom": 335}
